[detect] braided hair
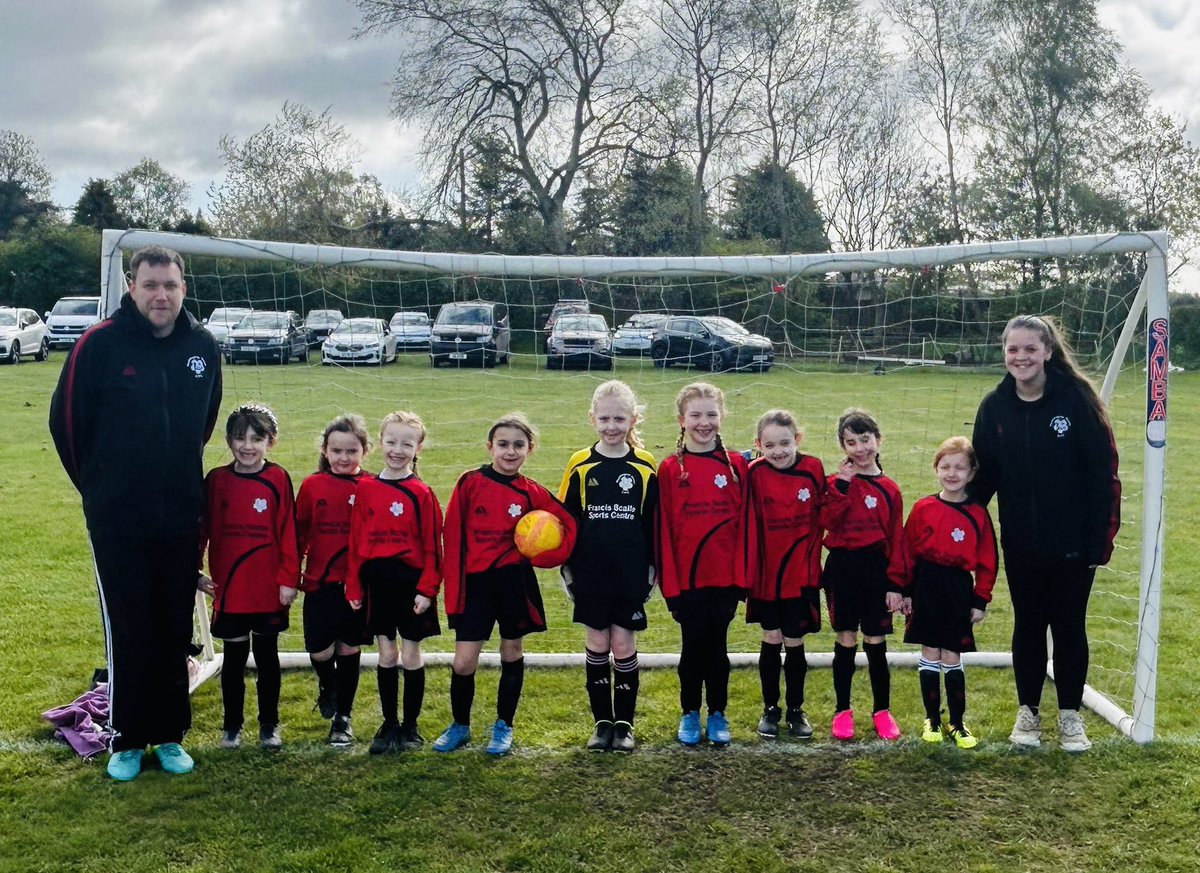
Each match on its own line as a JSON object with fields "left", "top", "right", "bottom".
{"left": 380, "top": 410, "right": 428, "bottom": 474}
{"left": 674, "top": 382, "right": 738, "bottom": 484}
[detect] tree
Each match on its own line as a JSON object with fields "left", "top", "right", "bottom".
{"left": 0, "top": 180, "right": 56, "bottom": 240}
{"left": 356, "top": 0, "right": 653, "bottom": 254}
{"left": 72, "top": 179, "right": 126, "bottom": 230}
{"left": 111, "top": 158, "right": 191, "bottom": 229}
{"left": 610, "top": 156, "right": 693, "bottom": 255}
{"left": 0, "top": 224, "right": 98, "bottom": 312}
{"left": 0, "top": 131, "right": 53, "bottom": 202}
{"left": 723, "top": 160, "right": 828, "bottom": 253}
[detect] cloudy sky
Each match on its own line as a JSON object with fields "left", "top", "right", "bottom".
{"left": 3, "top": 0, "right": 1197, "bottom": 251}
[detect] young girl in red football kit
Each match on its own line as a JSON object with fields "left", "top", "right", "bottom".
{"left": 903, "top": 436, "right": 998, "bottom": 749}
{"left": 819, "top": 407, "right": 906, "bottom": 742}
{"left": 347, "top": 411, "right": 444, "bottom": 754}
{"left": 657, "top": 382, "right": 748, "bottom": 747}
{"left": 199, "top": 404, "right": 299, "bottom": 751}
{"left": 434, "top": 412, "right": 576, "bottom": 757}
{"left": 295, "top": 414, "right": 371, "bottom": 747}
{"left": 744, "top": 409, "right": 825, "bottom": 740}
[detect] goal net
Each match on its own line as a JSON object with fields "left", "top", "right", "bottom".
{"left": 99, "top": 229, "right": 1169, "bottom": 743}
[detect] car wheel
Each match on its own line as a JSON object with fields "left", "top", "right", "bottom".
{"left": 602, "top": 355, "right": 614, "bottom": 371}
{"left": 299, "top": 345, "right": 309, "bottom": 362}
{"left": 36, "top": 337, "right": 50, "bottom": 362}
{"left": 8, "top": 341, "right": 19, "bottom": 364}
{"left": 430, "top": 356, "right": 440, "bottom": 368}
{"left": 708, "top": 350, "right": 725, "bottom": 372}
{"left": 651, "top": 343, "right": 669, "bottom": 368}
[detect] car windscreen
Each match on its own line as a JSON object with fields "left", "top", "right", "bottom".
{"left": 392, "top": 313, "right": 428, "bottom": 325}
{"left": 556, "top": 315, "right": 606, "bottom": 332}
{"left": 53, "top": 300, "right": 99, "bottom": 316}
{"left": 238, "top": 314, "right": 288, "bottom": 330}
{"left": 437, "top": 306, "right": 490, "bottom": 325}
{"left": 211, "top": 308, "right": 249, "bottom": 323}
{"left": 306, "top": 312, "right": 342, "bottom": 325}
{"left": 0, "top": 312, "right": 16, "bottom": 327}
{"left": 623, "top": 314, "right": 665, "bottom": 329}
{"left": 331, "top": 320, "right": 380, "bottom": 336}
{"left": 702, "top": 317, "right": 749, "bottom": 338}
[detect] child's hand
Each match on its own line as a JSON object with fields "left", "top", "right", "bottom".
{"left": 836, "top": 458, "right": 855, "bottom": 482}
{"left": 970, "top": 607, "right": 986, "bottom": 625}
{"left": 197, "top": 574, "right": 214, "bottom": 595}
{"left": 279, "top": 585, "right": 297, "bottom": 607}
{"left": 884, "top": 591, "right": 903, "bottom": 613}
{"left": 900, "top": 596, "right": 913, "bottom": 616}
{"left": 413, "top": 594, "right": 432, "bottom": 615}
{"left": 349, "top": 599, "right": 362, "bottom": 611}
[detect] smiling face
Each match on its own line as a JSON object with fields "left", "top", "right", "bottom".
{"left": 756, "top": 423, "right": 799, "bottom": 470}
{"left": 840, "top": 428, "right": 880, "bottom": 475}
{"left": 935, "top": 451, "right": 974, "bottom": 502}
{"left": 323, "top": 429, "right": 365, "bottom": 476}
{"left": 488, "top": 425, "right": 532, "bottom": 476}
{"left": 1004, "top": 326, "right": 1052, "bottom": 395}
{"left": 591, "top": 396, "right": 633, "bottom": 453}
{"left": 229, "top": 426, "right": 272, "bottom": 474}
{"left": 380, "top": 422, "right": 422, "bottom": 478}
{"left": 128, "top": 261, "right": 186, "bottom": 338}
{"left": 679, "top": 397, "right": 722, "bottom": 452}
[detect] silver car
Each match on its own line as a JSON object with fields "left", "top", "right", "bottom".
{"left": 388, "top": 311, "right": 432, "bottom": 350}
{"left": 204, "top": 307, "right": 253, "bottom": 348}
{"left": 546, "top": 313, "right": 613, "bottom": 370}
{"left": 611, "top": 313, "right": 669, "bottom": 356}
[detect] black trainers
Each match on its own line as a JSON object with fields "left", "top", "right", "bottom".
{"left": 259, "top": 724, "right": 282, "bottom": 751}
{"left": 315, "top": 687, "right": 337, "bottom": 720}
{"left": 396, "top": 723, "right": 425, "bottom": 752}
{"left": 369, "top": 722, "right": 401, "bottom": 755}
{"left": 329, "top": 715, "right": 354, "bottom": 747}
{"left": 587, "top": 720, "right": 615, "bottom": 751}
{"left": 787, "top": 708, "right": 814, "bottom": 740}
{"left": 757, "top": 705, "right": 782, "bottom": 738}
{"left": 611, "top": 721, "right": 636, "bottom": 752}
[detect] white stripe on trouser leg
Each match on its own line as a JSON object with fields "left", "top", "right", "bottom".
{"left": 87, "top": 534, "right": 119, "bottom": 750}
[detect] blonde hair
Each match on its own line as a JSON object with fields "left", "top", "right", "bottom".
{"left": 934, "top": 435, "right": 977, "bottom": 471}
{"left": 488, "top": 411, "right": 537, "bottom": 447}
{"left": 590, "top": 380, "right": 645, "bottom": 449}
{"left": 380, "top": 410, "right": 428, "bottom": 473}
{"left": 673, "top": 382, "right": 737, "bottom": 483}
{"left": 317, "top": 413, "right": 370, "bottom": 473}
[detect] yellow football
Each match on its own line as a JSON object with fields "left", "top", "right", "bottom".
{"left": 514, "top": 509, "right": 565, "bottom": 561}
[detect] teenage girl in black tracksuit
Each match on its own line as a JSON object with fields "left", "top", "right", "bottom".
{"left": 971, "top": 314, "right": 1120, "bottom": 751}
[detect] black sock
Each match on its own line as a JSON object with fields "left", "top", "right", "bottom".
{"left": 402, "top": 666, "right": 426, "bottom": 727}
{"left": 832, "top": 643, "right": 856, "bottom": 712}
{"left": 496, "top": 657, "right": 525, "bottom": 726}
{"left": 944, "top": 663, "right": 967, "bottom": 727}
{"left": 221, "top": 638, "right": 250, "bottom": 732}
{"left": 450, "top": 671, "right": 475, "bottom": 725}
{"left": 334, "top": 651, "right": 361, "bottom": 718}
{"left": 613, "top": 653, "right": 640, "bottom": 724}
{"left": 918, "top": 658, "right": 942, "bottom": 722}
{"left": 311, "top": 654, "right": 336, "bottom": 697}
{"left": 378, "top": 665, "right": 399, "bottom": 725}
{"left": 783, "top": 644, "right": 807, "bottom": 711}
{"left": 863, "top": 640, "right": 890, "bottom": 712}
{"left": 759, "top": 641, "right": 783, "bottom": 709}
{"left": 585, "top": 649, "right": 614, "bottom": 723}
{"left": 251, "top": 633, "right": 281, "bottom": 727}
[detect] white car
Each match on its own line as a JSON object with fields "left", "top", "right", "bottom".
{"left": 203, "top": 307, "right": 253, "bottom": 348}
{"left": 0, "top": 307, "right": 50, "bottom": 364}
{"left": 45, "top": 296, "right": 101, "bottom": 349}
{"left": 612, "top": 312, "right": 669, "bottom": 356}
{"left": 322, "top": 318, "right": 398, "bottom": 365}
{"left": 388, "top": 311, "right": 432, "bottom": 350}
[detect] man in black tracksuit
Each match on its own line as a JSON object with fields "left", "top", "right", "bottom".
{"left": 50, "top": 245, "right": 222, "bottom": 780}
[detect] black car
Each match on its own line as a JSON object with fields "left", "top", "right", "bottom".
{"left": 650, "top": 315, "right": 774, "bottom": 372}
{"left": 226, "top": 311, "right": 310, "bottom": 364}
{"left": 430, "top": 301, "right": 512, "bottom": 367}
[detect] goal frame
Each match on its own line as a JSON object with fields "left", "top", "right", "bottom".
{"left": 99, "top": 228, "right": 1169, "bottom": 744}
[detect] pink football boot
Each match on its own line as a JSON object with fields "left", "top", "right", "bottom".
{"left": 831, "top": 709, "right": 855, "bottom": 741}
{"left": 872, "top": 709, "right": 901, "bottom": 741}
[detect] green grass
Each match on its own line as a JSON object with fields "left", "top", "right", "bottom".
{"left": 2, "top": 352, "right": 1198, "bottom": 872}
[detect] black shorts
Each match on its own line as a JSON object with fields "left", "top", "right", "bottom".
{"left": 672, "top": 586, "right": 742, "bottom": 627}
{"left": 746, "top": 588, "right": 822, "bottom": 638}
{"left": 302, "top": 583, "right": 371, "bottom": 652}
{"left": 903, "top": 560, "right": 977, "bottom": 653}
{"left": 822, "top": 548, "right": 893, "bottom": 636}
{"left": 360, "top": 558, "right": 442, "bottom": 642}
{"left": 573, "top": 591, "right": 649, "bottom": 632}
{"left": 449, "top": 564, "right": 546, "bottom": 642}
{"left": 211, "top": 609, "right": 289, "bottom": 640}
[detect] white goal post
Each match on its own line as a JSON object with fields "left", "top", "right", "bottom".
{"left": 100, "top": 228, "right": 1169, "bottom": 744}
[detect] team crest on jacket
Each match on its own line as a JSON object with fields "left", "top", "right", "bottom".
{"left": 253, "top": 497, "right": 268, "bottom": 513}
{"left": 864, "top": 495, "right": 878, "bottom": 509}
{"left": 186, "top": 356, "right": 206, "bottom": 378}
{"left": 1050, "top": 415, "right": 1071, "bottom": 437}
{"left": 952, "top": 527, "right": 965, "bottom": 543}
{"left": 798, "top": 487, "right": 811, "bottom": 502}
{"left": 348, "top": 494, "right": 355, "bottom": 505}
{"left": 714, "top": 474, "right": 728, "bottom": 489}
{"left": 390, "top": 501, "right": 403, "bottom": 517}
{"left": 508, "top": 503, "right": 522, "bottom": 518}
{"left": 617, "top": 473, "right": 635, "bottom": 493}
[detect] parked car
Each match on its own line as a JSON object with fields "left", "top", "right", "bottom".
{"left": 0, "top": 307, "right": 50, "bottom": 364}
{"left": 226, "top": 311, "right": 309, "bottom": 364}
{"left": 546, "top": 313, "right": 613, "bottom": 370}
{"left": 322, "top": 318, "right": 398, "bottom": 366}
{"left": 203, "top": 306, "right": 253, "bottom": 348}
{"left": 611, "top": 312, "right": 669, "bottom": 356}
{"left": 430, "top": 301, "right": 511, "bottom": 368}
{"left": 44, "top": 296, "right": 101, "bottom": 349}
{"left": 543, "top": 298, "right": 589, "bottom": 332}
{"left": 388, "top": 311, "right": 432, "bottom": 350}
{"left": 650, "top": 315, "right": 774, "bottom": 372}
{"left": 304, "top": 309, "right": 344, "bottom": 345}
